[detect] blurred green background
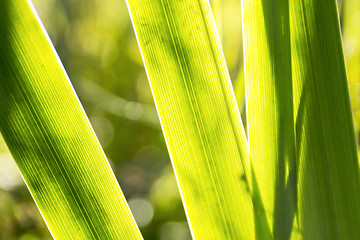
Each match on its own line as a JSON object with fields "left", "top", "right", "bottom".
{"left": 0, "top": 0, "right": 358, "bottom": 239}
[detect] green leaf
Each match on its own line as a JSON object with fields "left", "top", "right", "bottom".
{"left": 242, "top": 0, "right": 296, "bottom": 239}
{"left": 126, "top": 0, "right": 255, "bottom": 239}
{"left": 290, "top": 0, "right": 360, "bottom": 238}
{"left": 343, "top": 0, "right": 360, "bottom": 135}
{"left": 0, "top": 1, "right": 142, "bottom": 239}
{"left": 234, "top": 65, "right": 245, "bottom": 114}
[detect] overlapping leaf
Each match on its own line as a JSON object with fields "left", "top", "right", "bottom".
{"left": 242, "top": 1, "right": 296, "bottom": 239}
{"left": 290, "top": 0, "right": 360, "bottom": 238}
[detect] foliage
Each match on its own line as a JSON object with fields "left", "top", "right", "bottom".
{"left": 0, "top": 0, "right": 359, "bottom": 239}
{"left": 0, "top": 0, "right": 142, "bottom": 239}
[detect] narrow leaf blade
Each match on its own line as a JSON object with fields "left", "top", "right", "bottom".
{"left": 0, "top": 1, "right": 142, "bottom": 239}
{"left": 126, "top": 0, "right": 254, "bottom": 239}
{"left": 290, "top": 0, "right": 360, "bottom": 238}
{"left": 242, "top": 0, "right": 296, "bottom": 238}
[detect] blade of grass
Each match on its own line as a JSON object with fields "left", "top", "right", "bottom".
{"left": 343, "top": 0, "right": 360, "bottom": 139}
{"left": 242, "top": 0, "right": 296, "bottom": 239}
{"left": 126, "top": 0, "right": 256, "bottom": 238}
{"left": 234, "top": 65, "right": 246, "bottom": 124}
{"left": 290, "top": 0, "right": 360, "bottom": 238}
{"left": 0, "top": 0, "right": 142, "bottom": 239}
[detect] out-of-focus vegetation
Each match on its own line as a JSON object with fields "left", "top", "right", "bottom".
{"left": 0, "top": 0, "right": 358, "bottom": 239}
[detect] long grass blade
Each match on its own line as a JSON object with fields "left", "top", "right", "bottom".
{"left": 126, "top": 0, "right": 255, "bottom": 239}
{"left": 234, "top": 65, "right": 245, "bottom": 115}
{"left": 343, "top": 0, "right": 360, "bottom": 139}
{"left": 0, "top": 1, "right": 142, "bottom": 239}
{"left": 290, "top": 0, "right": 360, "bottom": 238}
{"left": 242, "top": 0, "right": 296, "bottom": 239}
